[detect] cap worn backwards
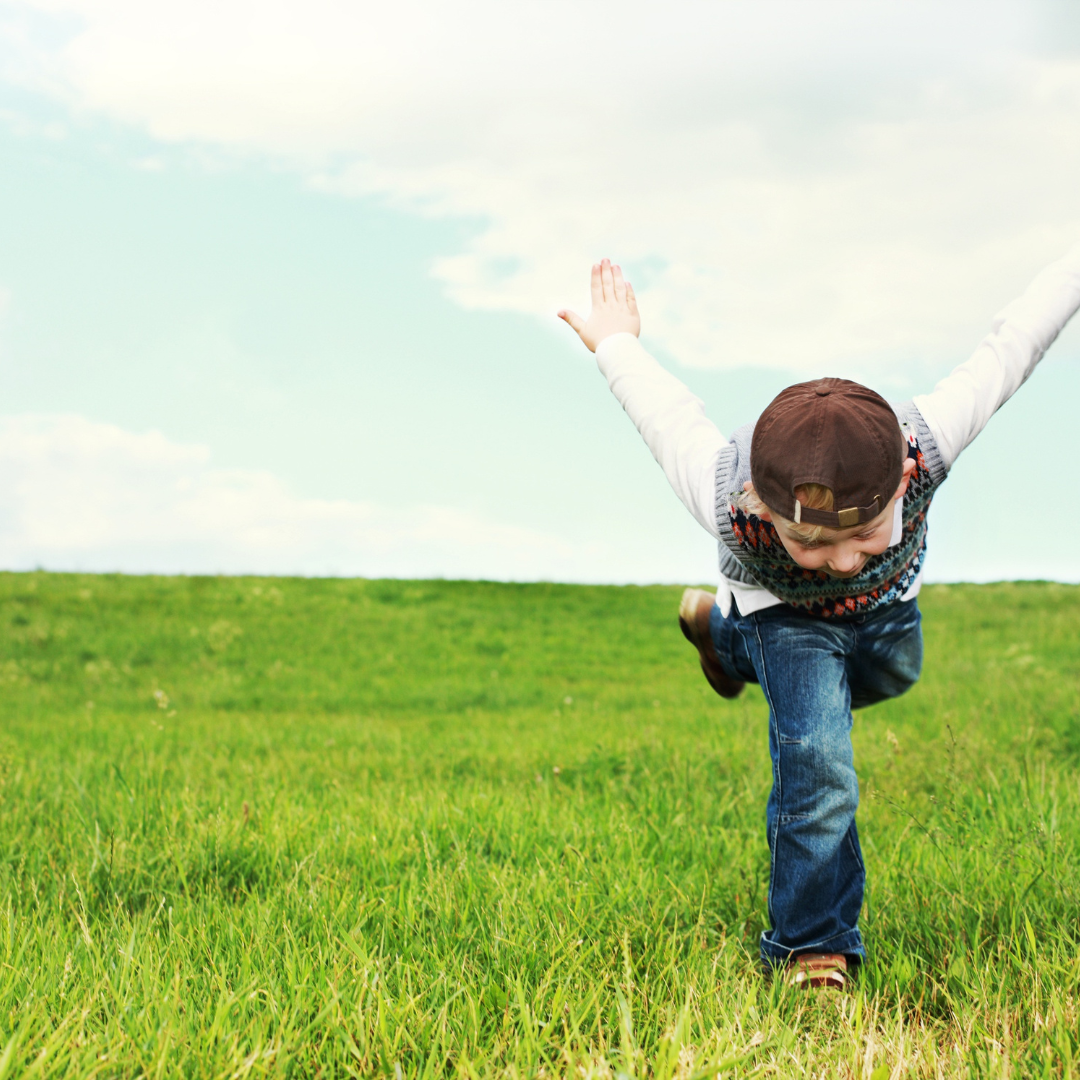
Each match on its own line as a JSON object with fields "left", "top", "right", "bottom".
{"left": 749, "top": 377, "right": 905, "bottom": 529}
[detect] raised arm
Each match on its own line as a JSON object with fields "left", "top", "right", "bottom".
{"left": 595, "top": 333, "right": 727, "bottom": 537}
{"left": 560, "top": 260, "right": 727, "bottom": 538}
{"left": 914, "top": 240, "right": 1080, "bottom": 470}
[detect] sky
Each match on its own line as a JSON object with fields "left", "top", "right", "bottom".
{"left": 0, "top": 0, "right": 1078, "bottom": 584}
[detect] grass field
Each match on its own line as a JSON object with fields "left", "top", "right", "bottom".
{"left": 1, "top": 572, "right": 1078, "bottom": 1078}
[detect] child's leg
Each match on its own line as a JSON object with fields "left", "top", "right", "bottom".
{"left": 743, "top": 610, "right": 867, "bottom": 964}
{"left": 707, "top": 600, "right": 760, "bottom": 687}
{"left": 745, "top": 600, "right": 924, "bottom": 964}
{"left": 848, "top": 599, "right": 923, "bottom": 709}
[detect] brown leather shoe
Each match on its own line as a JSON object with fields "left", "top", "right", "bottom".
{"left": 678, "top": 588, "right": 744, "bottom": 699}
{"left": 787, "top": 953, "right": 848, "bottom": 990}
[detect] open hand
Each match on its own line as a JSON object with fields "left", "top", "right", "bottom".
{"left": 558, "top": 258, "right": 640, "bottom": 353}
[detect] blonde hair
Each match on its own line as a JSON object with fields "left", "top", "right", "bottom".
{"left": 738, "top": 482, "right": 835, "bottom": 544}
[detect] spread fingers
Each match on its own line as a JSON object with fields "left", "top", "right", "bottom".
{"left": 612, "top": 264, "right": 627, "bottom": 304}
{"left": 600, "top": 258, "right": 615, "bottom": 303}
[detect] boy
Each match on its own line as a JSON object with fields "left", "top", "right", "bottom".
{"left": 558, "top": 244, "right": 1080, "bottom": 988}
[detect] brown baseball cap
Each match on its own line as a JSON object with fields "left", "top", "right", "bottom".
{"left": 750, "top": 377, "right": 905, "bottom": 529}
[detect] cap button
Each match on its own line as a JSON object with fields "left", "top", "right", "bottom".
{"left": 815, "top": 387, "right": 830, "bottom": 396}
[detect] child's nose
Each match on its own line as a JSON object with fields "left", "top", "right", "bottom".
{"left": 828, "top": 549, "right": 861, "bottom": 573}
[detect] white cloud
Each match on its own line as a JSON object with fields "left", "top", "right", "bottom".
{"left": 0, "top": 414, "right": 625, "bottom": 579}
{"left": 3, "top": 0, "right": 1080, "bottom": 375}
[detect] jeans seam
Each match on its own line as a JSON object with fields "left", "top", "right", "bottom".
{"left": 846, "top": 826, "right": 865, "bottom": 874}
{"left": 752, "top": 614, "right": 781, "bottom": 932}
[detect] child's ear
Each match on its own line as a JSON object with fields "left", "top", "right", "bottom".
{"left": 893, "top": 457, "right": 916, "bottom": 500}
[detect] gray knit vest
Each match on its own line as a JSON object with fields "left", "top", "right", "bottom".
{"left": 714, "top": 402, "right": 947, "bottom": 618}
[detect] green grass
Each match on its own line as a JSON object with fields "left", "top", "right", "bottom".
{"left": 1, "top": 572, "right": 1079, "bottom": 1078}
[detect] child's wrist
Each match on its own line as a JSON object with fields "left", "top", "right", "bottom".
{"left": 595, "top": 329, "right": 639, "bottom": 351}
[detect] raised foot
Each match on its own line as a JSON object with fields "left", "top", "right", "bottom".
{"left": 678, "top": 588, "right": 745, "bottom": 699}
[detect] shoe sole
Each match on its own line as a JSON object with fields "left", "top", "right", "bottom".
{"left": 787, "top": 953, "right": 849, "bottom": 990}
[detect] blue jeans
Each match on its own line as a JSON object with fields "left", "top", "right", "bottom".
{"left": 709, "top": 596, "right": 923, "bottom": 963}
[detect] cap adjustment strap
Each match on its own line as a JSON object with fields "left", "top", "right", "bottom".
{"left": 790, "top": 495, "right": 883, "bottom": 529}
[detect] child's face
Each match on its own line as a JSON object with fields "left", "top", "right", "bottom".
{"left": 774, "top": 507, "right": 895, "bottom": 578}
{"left": 756, "top": 456, "right": 916, "bottom": 579}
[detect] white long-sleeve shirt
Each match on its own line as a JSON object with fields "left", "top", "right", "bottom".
{"left": 596, "top": 240, "right": 1080, "bottom": 615}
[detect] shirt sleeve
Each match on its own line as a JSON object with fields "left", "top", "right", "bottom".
{"left": 913, "top": 239, "right": 1080, "bottom": 471}
{"left": 594, "top": 332, "right": 727, "bottom": 538}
